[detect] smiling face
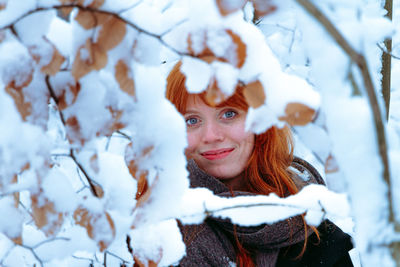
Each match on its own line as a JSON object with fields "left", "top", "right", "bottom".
{"left": 184, "top": 96, "right": 255, "bottom": 190}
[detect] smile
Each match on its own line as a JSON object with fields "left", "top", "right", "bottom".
{"left": 200, "top": 148, "right": 234, "bottom": 160}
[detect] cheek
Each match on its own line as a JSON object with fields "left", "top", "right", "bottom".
{"left": 186, "top": 131, "right": 198, "bottom": 152}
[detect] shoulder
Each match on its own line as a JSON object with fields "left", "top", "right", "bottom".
{"left": 289, "top": 157, "right": 325, "bottom": 191}
{"left": 277, "top": 220, "right": 354, "bottom": 267}
{"left": 177, "top": 220, "right": 235, "bottom": 267}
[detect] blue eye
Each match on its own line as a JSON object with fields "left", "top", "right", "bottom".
{"left": 186, "top": 117, "right": 198, "bottom": 126}
{"left": 222, "top": 110, "right": 237, "bottom": 119}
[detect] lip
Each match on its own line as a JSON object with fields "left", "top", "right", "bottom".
{"left": 200, "top": 148, "right": 234, "bottom": 160}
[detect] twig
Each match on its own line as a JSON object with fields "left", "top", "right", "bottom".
{"left": 69, "top": 149, "right": 100, "bottom": 198}
{"left": 105, "top": 251, "right": 131, "bottom": 265}
{"left": 0, "top": 4, "right": 191, "bottom": 57}
{"left": 126, "top": 235, "right": 133, "bottom": 255}
{"left": 19, "top": 245, "right": 44, "bottom": 267}
{"left": 45, "top": 75, "right": 66, "bottom": 125}
{"left": 295, "top": 0, "right": 394, "bottom": 225}
{"left": 32, "top": 237, "right": 70, "bottom": 249}
{"left": 378, "top": 43, "right": 400, "bottom": 60}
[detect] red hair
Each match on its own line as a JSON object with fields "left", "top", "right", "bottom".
{"left": 166, "top": 61, "right": 313, "bottom": 266}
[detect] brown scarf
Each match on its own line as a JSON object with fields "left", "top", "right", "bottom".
{"left": 181, "top": 158, "right": 323, "bottom": 266}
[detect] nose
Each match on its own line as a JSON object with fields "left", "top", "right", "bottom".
{"left": 201, "top": 121, "right": 224, "bottom": 144}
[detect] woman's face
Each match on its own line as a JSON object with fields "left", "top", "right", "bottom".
{"left": 184, "top": 96, "right": 255, "bottom": 189}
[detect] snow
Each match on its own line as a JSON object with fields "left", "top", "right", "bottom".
{"left": 0, "top": 0, "right": 399, "bottom": 266}
{"left": 181, "top": 56, "right": 212, "bottom": 93}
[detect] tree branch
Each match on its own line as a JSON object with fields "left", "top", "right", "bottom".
{"left": 0, "top": 4, "right": 191, "bottom": 57}
{"left": 69, "top": 149, "right": 101, "bottom": 198}
{"left": 295, "top": 0, "right": 394, "bottom": 224}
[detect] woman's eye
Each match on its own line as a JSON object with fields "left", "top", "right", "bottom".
{"left": 222, "top": 110, "right": 237, "bottom": 119}
{"left": 186, "top": 117, "right": 198, "bottom": 126}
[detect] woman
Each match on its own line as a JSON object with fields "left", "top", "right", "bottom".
{"left": 166, "top": 61, "right": 354, "bottom": 267}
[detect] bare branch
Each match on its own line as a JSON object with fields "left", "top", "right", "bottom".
{"left": 32, "top": 237, "right": 70, "bottom": 249}
{"left": 105, "top": 251, "right": 131, "bottom": 265}
{"left": 45, "top": 75, "right": 66, "bottom": 125}
{"left": 69, "top": 149, "right": 101, "bottom": 198}
{"left": 295, "top": 0, "right": 393, "bottom": 225}
{"left": 378, "top": 43, "right": 400, "bottom": 60}
{"left": 0, "top": 4, "right": 191, "bottom": 57}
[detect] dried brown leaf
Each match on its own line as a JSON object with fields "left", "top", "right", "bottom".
{"left": 90, "top": 153, "right": 99, "bottom": 173}
{"left": 12, "top": 174, "right": 19, "bottom": 208}
{"left": 205, "top": 78, "right": 228, "bottom": 106}
{"left": 105, "top": 106, "right": 125, "bottom": 134}
{"left": 0, "top": 2, "right": 7, "bottom": 11}
{"left": 75, "top": 10, "right": 108, "bottom": 30}
{"left": 279, "top": 102, "right": 315, "bottom": 126}
{"left": 216, "top": 0, "right": 247, "bottom": 16}
{"left": 187, "top": 32, "right": 213, "bottom": 58}
{"left": 251, "top": 0, "right": 277, "bottom": 19}
{"left": 88, "top": 0, "right": 105, "bottom": 8}
{"left": 97, "top": 16, "right": 126, "bottom": 51}
{"left": 60, "top": 7, "right": 73, "bottom": 18}
{"left": 225, "top": 29, "right": 246, "bottom": 68}
{"left": 124, "top": 144, "right": 156, "bottom": 202}
{"left": 5, "top": 73, "right": 33, "bottom": 121}
{"left": 58, "top": 82, "right": 81, "bottom": 110}
{"left": 325, "top": 154, "right": 339, "bottom": 174}
{"left": 65, "top": 116, "right": 84, "bottom": 145}
{"left": 31, "top": 195, "right": 64, "bottom": 236}
{"left": 12, "top": 236, "right": 22, "bottom": 246}
{"left": 243, "top": 80, "right": 265, "bottom": 108}
{"left": 73, "top": 206, "right": 115, "bottom": 251}
{"left": 41, "top": 41, "right": 65, "bottom": 76}
{"left": 72, "top": 39, "right": 108, "bottom": 80}
{"left": 135, "top": 172, "right": 149, "bottom": 201}
{"left": 134, "top": 257, "right": 159, "bottom": 267}
{"left": 115, "top": 59, "right": 135, "bottom": 97}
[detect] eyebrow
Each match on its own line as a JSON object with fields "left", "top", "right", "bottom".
{"left": 183, "top": 109, "right": 202, "bottom": 115}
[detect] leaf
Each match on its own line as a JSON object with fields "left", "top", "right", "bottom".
{"left": 96, "top": 16, "right": 126, "bottom": 51}
{"left": 65, "top": 116, "right": 84, "bottom": 145}
{"left": 87, "top": 0, "right": 104, "bottom": 8}
{"left": 105, "top": 106, "right": 125, "bottom": 133}
{"left": 124, "top": 143, "right": 155, "bottom": 202}
{"left": 12, "top": 174, "right": 19, "bottom": 208}
{"left": 40, "top": 39, "right": 65, "bottom": 76}
{"left": 115, "top": 59, "right": 135, "bottom": 97}
{"left": 90, "top": 153, "right": 100, "bottom": 173}
{"left": 251, "top": 0, "right": 277, "bottom": 19}
{"left": 243, "top": 80, "right": 265, "bottom": 108}
{"left": 279, "top": 102, "right": 316, "bottom": 126}
{"left": 5, "top": 75, "right": 33, "bottom": 121}
{"left": 31, "top": 195, "right": 64, "bottom": 236}
{"left": 60, "top": 7, "right": 73, "bottom": 18}
{"left": 58, "top": 82, "right": 81, "bottom": 110}
{"left": 71, "top": 38, "right": 108, "bottom": 80}
{"left": 225, "top": 29, "right": 246, "bottom": 68}
{"left": 205, "top": 78, "right": 228, "bottom": 106}
{"left": 75, "top": 10, "right": 109, "bottom": 30}
{"left": 216, "top": 0, "right": 247, "bottom": 16}
{"left": 60, "top": 0, "right": 104, "bottom": 8}
{"left": 0, "top": 1, "right": 7, "bottom": 11}
{"left": 325, "top": 154, "right": 339, "bottom": 174}
{"left": 73, "top": 206, "right": 115, "bottom": 251}
{"left": 134, "top": 257, "right": 159, "bottom": 267}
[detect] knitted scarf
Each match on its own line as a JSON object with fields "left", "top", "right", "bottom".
{"left": 182, "top": 158, "right": 323, "bottom": 266}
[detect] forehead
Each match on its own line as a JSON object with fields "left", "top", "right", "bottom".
{"left": 185, "top": 95, "right": 209, "bottom": 112}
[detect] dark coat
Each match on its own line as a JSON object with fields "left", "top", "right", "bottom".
{"left": 276, "top": 219, "right": 354, "bottom": 267}
{"left": 178, "top": 158, "right": 354, "bottom": 266}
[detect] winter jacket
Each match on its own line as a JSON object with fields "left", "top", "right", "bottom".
{"left": 178, "top": 158, "right": 354, "bottom": 267}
